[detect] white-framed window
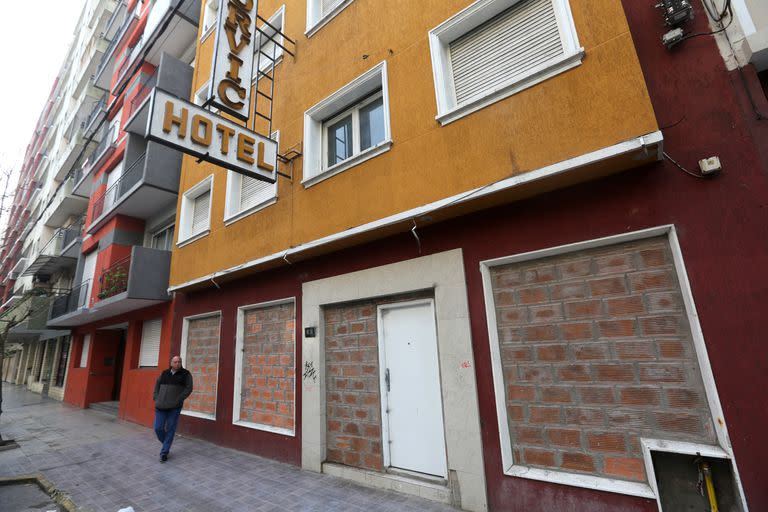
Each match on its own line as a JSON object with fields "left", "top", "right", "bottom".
{"left": 233, "top": 298, "right": 296, "bottom": 435}
{"left": 224, "top": 132, "right": 279, "bottom": 224}
{"left": 150, "top": 223, "right": 175, "bottom": 251}
{"left": 180, "top": 311, "right": 221, "bottom": 420}
{"left": 253, "top": 5, "right": 286, "bottom": 80}
{"left": 201, "top": 0, "right": 219, "bottom": 39}
{"left": 302, "top": 61, "right": 391, "bottom": 187}
{"left": 79, "top": 334, "right": 91, "bottom": 368}
{"left": 429, "top": 0, "right": 584, "bottom": 125}
{"left": 178, "top": 175, "right": 213, "bottom": 247}
{"left": 138, "top": 318, "right": 162, "bottom": 367}
{"left": 306, "top": 0, "right": 353, "bottom": 37}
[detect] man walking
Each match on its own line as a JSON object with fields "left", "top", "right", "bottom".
{"left": 153, "top": 355, "right": 193, "bottom": 462}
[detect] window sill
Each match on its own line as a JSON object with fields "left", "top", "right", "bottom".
{"left": 224, "top": 197, "right": 277, "bottom": 226}
{"left": 302, "top": 140, "right": 392, "bottom": 189}
{"left": 233, "top": 419, "right": 295, "bottom": 437}
{"left": 181, "top": 409, "right": 215, "bottom": 421}
{"left": 305, "top": 0, "right": 355, "bottom": 38}
{"left": 436, "top": 50, "right": 585, "bottom": 126}
{"left": 504, "top": 464, "right": 654, "bottom": 499}
{"left": 200, "top": 25, "right": 215, "bottom": 43}
{"left": 176, "top": 229, "right": 210, "bottom": 248}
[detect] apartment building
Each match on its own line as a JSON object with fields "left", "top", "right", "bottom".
{"left": 165, "top": 0, "right": 768, "bottom": 511}
{"left": 0, "top": 0, "right": 118, "bottom": 401}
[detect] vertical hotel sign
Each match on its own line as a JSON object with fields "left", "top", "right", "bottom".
{"left": 207, "top": 0, "right": 258, "bottom": 121}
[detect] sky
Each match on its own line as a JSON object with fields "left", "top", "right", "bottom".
{"left": 0, "top": 0, "right": 86, "bottom": 171}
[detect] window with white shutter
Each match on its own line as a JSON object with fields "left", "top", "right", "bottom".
{"left": 178, "top": 175, "right": 213, "bottom": 246}
{"left": 429, "top": 0, "right": 583, "bottom": 125}
{"left": 306, "top": 0, "right": 354, "bottom": 36}
{"left": 191, "top": 190, "right": 210, "bottom": 234}
{"left": 225, "top": 133, "right": 279, "bottom": 222}
{"left": 79, "top": 334, "right": 91, "bottom": 368}
{"left": 139, "top": 318, "right": 162, "bottom": 367}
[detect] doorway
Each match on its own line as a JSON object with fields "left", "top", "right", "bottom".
{"left": 377, "top": 299, "right": 447, "bottom": 478}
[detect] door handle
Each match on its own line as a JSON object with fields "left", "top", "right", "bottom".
{"left": 385, "top": 368, "right": 390, "bottom": 392}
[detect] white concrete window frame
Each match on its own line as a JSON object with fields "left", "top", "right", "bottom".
{"left": 200, "top": 0, "right": 218, "bottom": 42}
{"left": 479, "top": 225, "right": 748, "bottom": 504}
{"left": 301, "top": 249, "right": 488, "bottom": 512}
{"left": 79, "top": 334, "right": 91, "bottom": 368}
{"left": 179, "top": 310, "right": 222, "bottom": 421}
{"left": 253, "top": 5, "right": 286, "bottom": 78}
{"left": 232, "top": 297, "right": 297, "bottom": 436}
{"left": 305, "top": 0, "right": 354, "bottom": 38}
{"left": 224, "top": 131, "right": 280, "bottom": 225}
{"left": 429, "top": 0, "right": 584, "bottom": 125}
{"left": 177, "top": 174, "right": 214, "bottom": 247}
{"left": 302, "top": 61, "right": 392, "bottom": 188}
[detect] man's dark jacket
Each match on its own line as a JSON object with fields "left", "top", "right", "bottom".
{"left": 153, "top": 368, "right": 193, "bottom": 410}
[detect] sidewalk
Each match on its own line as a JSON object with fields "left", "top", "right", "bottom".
{"left": 0, "top": 383, "right": 457, "bottom": 512}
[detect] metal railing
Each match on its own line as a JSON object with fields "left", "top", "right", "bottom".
{"left": 127, "top": 72, "right": 156, "bottom": 119}
{"left": 62, "top": 220, "right": 84, "bottom": 248}
{"left": 98, "top": 255, "right": 131, "bottom": 300}
{"left": 50, "top": 280, "right": 91, "bottom": 319}
{"left": 95, "top": 4, "right": 137, "bottom": 79}
{"left": 83, "top": 97, "right": 107, "bottom": 133}
{"left": 90, "top": 152, "right": 145, "bottom": 221}
{"left": 89, "top": 126, "right": 117, "bottom": 169}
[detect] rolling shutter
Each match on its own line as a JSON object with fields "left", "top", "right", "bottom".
{"left": 449, "top": 0, "right": 564, "bottom": 105}
{"left": 191, "top": 190, "right": 210, "bottom": 233}
{"left": 240, "top": 176, "right": 274, "bottom": 211}
{"left": 139, "top": 318, "right": 162, "bottom": 367}
{"left": 80, "top": 334, "right": 91, "bottom": 368}
{"left": 321, "top": 0, "right": 345, "bottom": 16}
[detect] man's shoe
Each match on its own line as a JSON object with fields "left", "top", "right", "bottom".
{"left": 160, "top": 454, "right": 168, "bottom": 463}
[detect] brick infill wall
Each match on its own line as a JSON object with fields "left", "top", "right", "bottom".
{"left": 324, "top": 292, "right": 432, "bottom": 472}
{"left": 490, "top": 236, "right": 716, "bottom": 482}
{"left": 239, "top": 301, "right": 296, "bottom": 431}
{"left": 184, "top": 315, "right": 221, "bottom": 417}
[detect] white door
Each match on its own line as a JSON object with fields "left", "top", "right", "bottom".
{"left": 379, "top": 299, "right": 447, "bottom": 477}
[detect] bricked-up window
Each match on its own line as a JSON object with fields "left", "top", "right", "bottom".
{"left": 234, "top": 300, "right": 296, "bottom": 434}
{"left": 486, "top": 236, "right": 717, "bottom": 485}
{"left": 181, "top": 313, "right": 221, "bottom": 419}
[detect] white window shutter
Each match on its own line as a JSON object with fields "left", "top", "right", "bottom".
{"left": 139, "top": 318, "right": 162, "bottom": 367}
{"left": 321, "top": 0, "right": 345, "bottom": 16}
{"left": 191, "top": 190, "right": 210, "bottom": 233}
{"left": 80, "top": 334, "right": 91, "bottom": 368}
{"left": 449, "top": 0, "right": 564, "bottom": 105}
{"left": 240, "top": 176, "right": 274, "bottom": 211}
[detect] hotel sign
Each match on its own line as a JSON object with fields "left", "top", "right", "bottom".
{"left": 208, "top": 0, "right": 258, "bottom": 121}
{"left": 146, "top": 88, "right": 277, "bottom": 183}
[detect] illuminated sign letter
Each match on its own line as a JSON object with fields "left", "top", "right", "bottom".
{"left": 216, "top": 124, "right": 236, "bottom": 154}
{"left": 257, "top": 141, "right": 275, "bottom": 172}
{"left": 191, "top": 115, "right": 213, "bottom": 146}
{"left": 237, "top": 133, "right": 256, "bottom": 164}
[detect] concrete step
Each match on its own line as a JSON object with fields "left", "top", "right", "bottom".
{"left": 89, "top": 401, "right": 119, "bottom": 416}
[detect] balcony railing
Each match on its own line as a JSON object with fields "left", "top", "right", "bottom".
{"left": 50, "top": 280, "right": 91, "bottom": 319}
{"left": 97, "top": 255, "right": 131, "bottom": 300}
{"left": 95, "top": 5, "right": 137, "bottom": 78}
{"left": 83, "top": 97, "right": 107, "bottom": 134}
{"left": 62, "top": 220, "right": 84, "bottom": 248}
{"left": 90, "top": 152, "right": 145, "bottom": 220}
{"left": 126, "top": 73, "right": 157, "bottom": 119}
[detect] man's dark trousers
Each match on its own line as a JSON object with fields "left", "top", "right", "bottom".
{"left": 154, "top": 407, "right": 182, "bottom": 456}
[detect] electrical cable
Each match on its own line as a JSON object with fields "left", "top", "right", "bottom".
{"left": 662, "top": 151, "right": 708, "bottom": 179}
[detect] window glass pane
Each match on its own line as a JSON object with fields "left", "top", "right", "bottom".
{"left": 327, "top": 115, "right": 353, "bottom": 167}
{"left": 360, "top": 97, "right": 385, "bottom": 151}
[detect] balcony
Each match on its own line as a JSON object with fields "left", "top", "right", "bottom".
{"left": 83, "top": 97, "right": 108, "bottom": 139}
{"left": 9, "top": 258, "right": 28, "bottom": 280}
{"left": 47, "top": 247, "right": 171, "bottom": 327}
{"left": 93, "top": 1, "right": 140, "bottom": 90}
{"left": 43, "top": 175, "right": 89, "bottom": 227}
{"left": 73, "top": 126, "right": 118, "bottom": 197}
{"left": 87, "top": 139, "right": 181, "bottom": 234}
{"left": 20, "top": 225, "right": 81, "bottom": 278}
{"left": 7, "top": 293, "right": 69, "bottom": 343}
{"left": 72, "top": 35, "right": 110, "bottom": 98}
{"left": 143, "top": 0, "right": 201, "bottom": 66}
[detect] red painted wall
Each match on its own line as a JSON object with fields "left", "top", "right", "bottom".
{"left": 63, "top": 331, "right": 123, "bottom": 407}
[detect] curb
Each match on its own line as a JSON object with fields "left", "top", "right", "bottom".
{"left": 0, "top": 473, "right": 79, "bottom": 511}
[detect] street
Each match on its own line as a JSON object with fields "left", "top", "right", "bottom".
{"left": 0, "top": 383, "right": 456, "bottom": 512}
